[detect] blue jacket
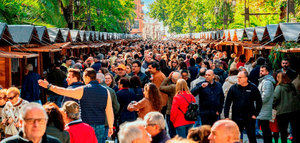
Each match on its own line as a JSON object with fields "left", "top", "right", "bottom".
{"left": 21, "top": 72, "right": 41, "bottom": 102}
{"left": 116, "top": 88, "right": 138, "bottom": 124}
{"left": 249, "top": 65, "right": 261, "bottom": 86}
{"left": 62, "top": 82, "right": 85, "bottom": 104}
{"left": 224, "top": 82, "right": 262, "bottom": 121}
{"left": 191, "top": 81, "right": 224, "bottom": 115}
{"left": 188, "top": 66, "right": 199, "bottom": 81}
{"left": 91, "top": 62, "right": 101, "bottom": 72}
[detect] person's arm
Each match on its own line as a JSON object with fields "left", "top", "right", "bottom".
{"left": 191, "top": 82, "right": 202, "bottom": 97}
{"left": 224, "top": 86, "right": 233, "bottom": 118}
{"left": 261, "top": 80, "right": 274, "bottom": 104}
{"left": 254, "top": 87, "right": 263, "bottom": 117}
{"left": 159, "top": 78, "right": 172, "bottom": 94}
{"left": 127, "top": 98, "right": 146, "bottom": 111}
{"left": 218, "top": 88, "right": 225, "bottom": 115}
{"left": 105, "top": 89, "right": 114, "bottom": 137}
{"left": 272, "top": 86, "right": 281, "bottom": 109}
{"left": 38, "top": 79, "right": 84, "bottom": 100}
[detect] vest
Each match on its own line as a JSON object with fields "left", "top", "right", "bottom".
{"left": 81, "top": 80, "right": 108, "bottom": 125}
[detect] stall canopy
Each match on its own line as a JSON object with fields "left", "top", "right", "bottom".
{"left": 275, "top": 23, "right": 300, "bottom": 42}
{"left": 70, "top": 30, "right": 81, "bottom": 42}
{"left": 8, "top": 25, "right": 40, "bottom": 44}
{"left": 60, "top": 28, "right": 72, "bottom": 42}
{"left": 0, "top": 23, "right": 14, "bottom": 45}
{"left": 48, "top": 28, "right": 64, "bottom": 43}
{"left": 252, "top": 27, "right": 266, "bottom": 43}
{"left": 35, "top": 26, "right": 51, "bottom": 44}
{"left": 0, "top": 51, "right": 38, "bottom": 58}
{"left": 243, "top": 27, "right": 255, "bottom": 41}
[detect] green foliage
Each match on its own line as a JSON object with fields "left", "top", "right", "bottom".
{"left": 149, "top": 0, "right": 299, "bottom": 34}
{"left": 269, "top": 42, "right": 300, "bottom": 70}
{"left": 0, "top": 0, "right": 136, "bottom": 32}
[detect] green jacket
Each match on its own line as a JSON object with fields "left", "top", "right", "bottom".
{"left": 273, "top": 83, "right": 300, "bottom": 115}
{"left": 101, "top": 83, "right": 120, "bottom": 126}
{"left": 159, "top": 78, "right": 176, "bottom": 115}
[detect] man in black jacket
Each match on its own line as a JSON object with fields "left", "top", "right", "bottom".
{"left": 224, "top": 71, "right": 262, "bottom": 143}
{"left": 191, "top": 70, "right": 224, "bottom": 126}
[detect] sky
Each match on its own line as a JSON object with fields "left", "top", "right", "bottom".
{"left": 142, "top": 0, "right": 155, "bottom": 14}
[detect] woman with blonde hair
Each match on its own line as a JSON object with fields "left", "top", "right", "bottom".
{"left": 170, "top": 79, "right": 196, "bottom": 138}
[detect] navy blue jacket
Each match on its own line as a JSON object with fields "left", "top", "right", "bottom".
{"left": 116, "top": 88, "right": 138, "bottom": 124}
{"left": 91, "top": 62, "right": 101, "bottom": 72}
{"left": 129, "top": 87, "right": 144, "bottom": 101}
{"left": 249, "top": 65, "right": 261, "bottom": 86}
{"left": 21, "top": 72, "right": 41, "bottom": 102}
{"left": 188, "top": 66, "right": 199, "bottom": 81}
{"left": 191, "top": 81, "right": 224, "bottom": 115}
{"left": 224, "top": 82, "right": 262, "bottom": 121}
{"left": 81, "top": 81, "right": 108, "bottom": 125}
{"left": 62, "top": 82, "right": 85, "bottom": 104}
{"left": 129, "top": 71, "right": 149, "bottom": 87}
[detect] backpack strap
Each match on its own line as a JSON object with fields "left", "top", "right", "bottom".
{"left": 178, "top": 93, "right": 190, "bottom": 104}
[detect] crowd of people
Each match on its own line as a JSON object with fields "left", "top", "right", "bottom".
{"left": 0, "top": 40, "right": 299, "bottom": 143}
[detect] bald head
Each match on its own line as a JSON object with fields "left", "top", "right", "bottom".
{"left": 208, "top": 120, "right": 240, "bottom": 143}
{"left": 205, "top": 70, "right": 215, "bottom": 83}
{"left": 172, "top": 72, "right": 181, "bottom": 83}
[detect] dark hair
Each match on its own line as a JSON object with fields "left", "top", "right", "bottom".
{"left": 229, "top": 68, "right": 239, "bottom": 76}
{"left": 189, "top": 58, "right": 196, "bottom": 67}
{"left": 149, "top": 61, "right": 160, "bottom": 71}
{"left": 132, "top": 60, "right": 141, "bottom": 67}
{"left": 260, "top": 65, "right": 272, "bottom": 73}
{"left": 99, "top": 67, "right": 109, "bottom": 75}
{"left": 43, "top": 102, "right": 65, "bottom": 131}
{"left": 196, "top": 57, "right": 203, "bottom": 64}
{"left": 256, "top": 57, "right": 266, "bottom": 66}
{"left": 130, "top": 76, "right": 142, "bottom": 88}
{"left": 84, "top": 68, "right": 96, "bottom": 80}
{"left": 181, "top": 69, "right": 189, "bottom": 75}
{"left": 146, "top": 83, "right": 162, "bottom": 111}
{"left": 239, "top": 55, "right": 246, "bottom": 63}
{"left": 101, "top": 60, "right": 108, "bottom": 68}
{"left": 119, "top": 77, "right": 130, "bottom": 88}
{"left": 179, "top": 61, "right": 187, "bottom": 70}
{"left": 246, "top": 57, "right": 255, "bottom": 64}
{"left": 203, "top": 61, "right": 210, "bottom": 69}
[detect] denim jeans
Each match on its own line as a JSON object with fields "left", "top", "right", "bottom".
{"left": 90, "top": 124, "right": 105, "bottom": 143}
{"left": 166, "top": 114, "right": 176, "bottom": 138}
{"left": 176, "top": 124, "right": 194, "bottom": 138}
{"left": 193, "top": 115, "right": 202, "bottom": 127}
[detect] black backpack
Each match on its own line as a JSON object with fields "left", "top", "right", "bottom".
{"left": 177, "top": 94, "right": 199, "bottom": 121}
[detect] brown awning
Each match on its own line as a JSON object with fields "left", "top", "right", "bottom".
{"left": 13, "top": 47, "right": 61, "bottom": 52}
{"left": 0, "top": 51, "right": 38, "bottom": 58}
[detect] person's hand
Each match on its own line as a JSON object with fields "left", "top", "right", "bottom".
{"left": 202, "top": 82, "right": 209, "bottom": 88}
{"left": 38, "top": 79, "right": 49, "bottom": 88}
{"left": 216, "top": 112, "right": 219, "bottom": 115}
{"left": 251, "top": 115, "right": 256, "bottom": 119}
{"left": 168, "top": 72, "right": 174, "bottom": 79}
{"left": 108, "top": 128, "right": 114, "bottom": 137}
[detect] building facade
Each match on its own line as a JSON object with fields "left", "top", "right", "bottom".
{"left": 130, "top": 0, "right": 144, "bottom": 36}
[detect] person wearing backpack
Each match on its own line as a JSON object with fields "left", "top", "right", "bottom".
{"left": 191, "top": 70, "right": 224, "bottom": 126}
{"left": 170, "top": 79, "right": 196, "bottom": 138}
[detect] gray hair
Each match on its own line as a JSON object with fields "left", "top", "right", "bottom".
{"left": 172, "top": 72, "right": 181, "bottom": 82}
{"left": 20, "top": 103, "right": 48, "bottom": 120}
{"left": 26, "top": 64, "right": 33, "bottom": 71}
{"left": 144, "top": 112, "right": 165, "bottom": 129}
{"left": 96, "top": 73, "right": 105, "bottom": 83}
{"left": 118, "top": 120, "right": 146, "bottom": 143}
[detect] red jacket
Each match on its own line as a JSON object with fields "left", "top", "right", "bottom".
{"left": 170, "top": 91, "right": 196, "bottom": 128}
{"left": 65, "top": 120, "right": 98, "bottom": 143}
